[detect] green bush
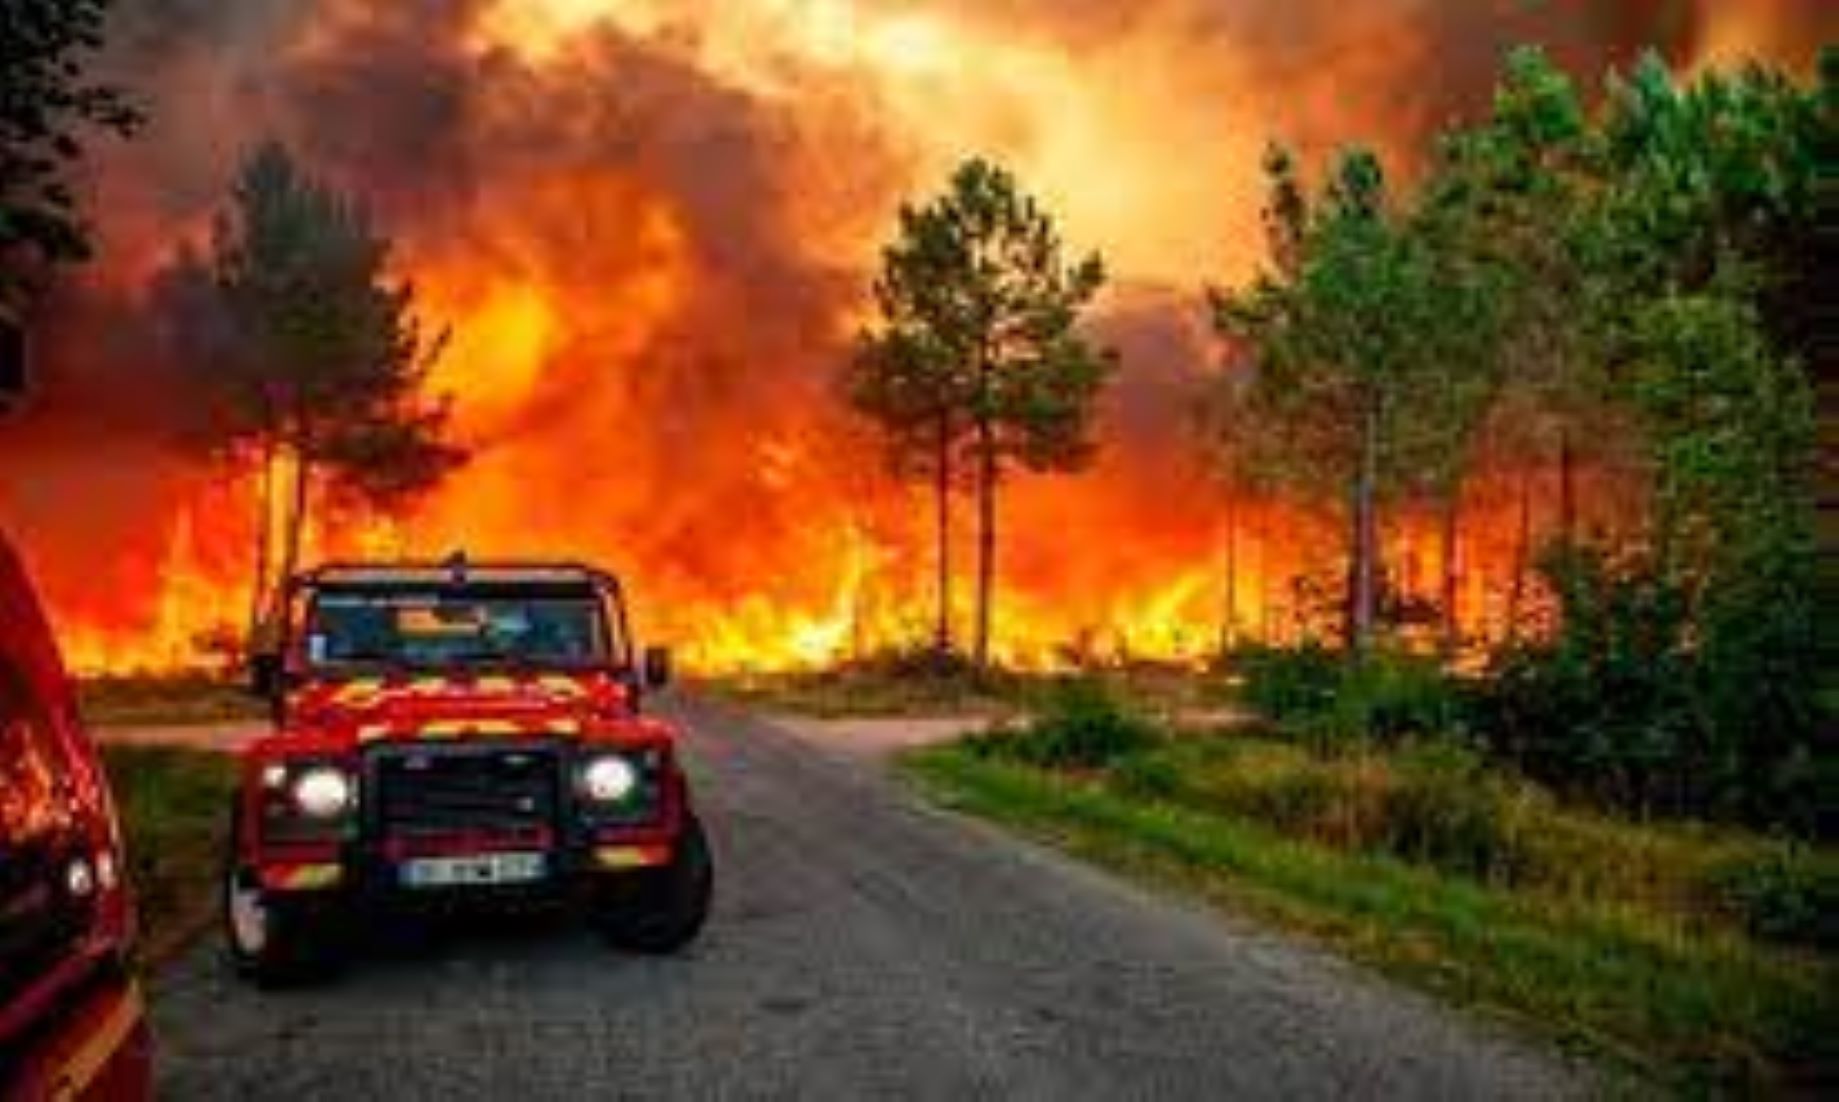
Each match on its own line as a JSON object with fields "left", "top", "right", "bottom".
{"left": 1319, "top": 650, "right": 1468, "bottom": 745}
{"left": 1235, "top": 643, "right": 1466, "bottom": 747}
{"left": 1233, "top": 642, "right": 1341, "bottom": 722}
{"left": 1108, "top": 753, "right": 1183, "bottom": 800}
{"left": 965, "top": 679, "right": 1158, "bottom": 769}
{"left": 1710, "top": 849, "right": 1839, "bottom": 950}
{"left": 1474, "top": 546, "right": 1821, "bottom": 836}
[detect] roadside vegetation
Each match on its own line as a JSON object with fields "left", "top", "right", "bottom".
{"left": 100, "top": 746, "right": 238, "bottom": 965}
{"left": 906, "top": 679, "right": 1836, "bottom": 1090}
{"left": 1201, "top": 48, "right": 1827, "bottom": 840}
{"left": 700, "top": 647, "right": 1231, "bottom": 720}
{"left": 80, "top": 673, "right": 265, "bottom": 727}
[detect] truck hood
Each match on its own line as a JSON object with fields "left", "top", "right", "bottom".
{"left": 285, "top": 669, "right": 635, "bottom": 743}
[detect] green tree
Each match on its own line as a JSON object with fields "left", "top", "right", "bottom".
{"left": 846, "top": 256, "right": 975, "bottom": 655}
{"left": 1431, "top": 49, "right": 1822, "bottom": 828}
{"left": 1216, "top": 149, "right": 1497, "bottom": 654}
{"left": 163, "top": 142, "right": 464, "bottom": 638}
{"left": 1428, "top": 50, "right": 1606, "bottom": 624}
{"left": 1580, "top": 56, "right": 1823, "bottom": 822}
{"left": 0, "top": 0, "right": 139, "bottom": 308}
{"left": 852, "top": 158, "right": 1113, "bottom": 667}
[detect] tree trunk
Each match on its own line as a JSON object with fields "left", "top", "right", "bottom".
{"left": 246, "top": 440, "right": 276, "bottom": 648}
{"left": 276, "top": 447, "right": 312, "bottom": 609}
{"left": 1439, "top": 488, "right": 1460, "bottom": 660}
{"left": 1220, "top": 496, "right": 1239, "bottom": 654}
{"left": 932, "top": 413, "right": 953, "bottom": 656}
{"left": 1507, "top": 468, "right": 1533, "bottom": 640}
{"left": 973, "top": 415, "right": 997, "bottom": 670}
{"left": 1558, "top": 430, "right": 1576, "bottom": 551}
{"left": 1347, "top": 394, "right": 1381, "bottom": 656}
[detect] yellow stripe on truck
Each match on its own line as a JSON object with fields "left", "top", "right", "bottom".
{"left": 268, "top": 863, "right": 344, "bottom": 891}
{"left": 595, "top": 845, "right": 670, "bottom": 870}
{"left": 48, "top": 982, "right": 144, "bottom": 1100}
{"left": 538, "top": 676, "right": 586, "bottom": 698}
{"left": 334, "top": 679, "right": 384, "bottom": 705}
{"left": 419, "top": 719, "right": 524, "bottom": 739}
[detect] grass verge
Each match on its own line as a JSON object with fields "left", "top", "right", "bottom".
{"left": 101, "top": 746, "right": 237, "bottom": 966}
{"left": 902, "top": 743, "right": 1837, "bottom": 1093}
{"left": 700, "top": 654, "right": 1230, "bottom": 719}
{"left": 81, "top": 674, "right": 265, "bottom": 727}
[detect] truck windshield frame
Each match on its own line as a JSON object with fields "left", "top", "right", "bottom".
{"left": 294, "top": 581, "right": 629, "bottom": 674}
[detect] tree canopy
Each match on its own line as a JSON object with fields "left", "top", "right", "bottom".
{"left": 0, "top": 0, "right": 139, "bottom": 307}
{"left": 1211, "top": 47, "right": 1829, "bottom": 829}
{"left": 160, "top": 142, "right": 465, "bottom": 633}
{"left": 849, "top": 157, "right": 1113, "bottom": 664}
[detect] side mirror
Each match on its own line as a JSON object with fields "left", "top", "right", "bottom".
{"left": 249, "top": 651, "right": 284, "bottom": 699}
{"left": 642, "top": 645, "right": 672, "bottom": 691}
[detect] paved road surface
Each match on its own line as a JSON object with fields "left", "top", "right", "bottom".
{"left": 149, "top": 699, "right": 1584, "bottom": 1100}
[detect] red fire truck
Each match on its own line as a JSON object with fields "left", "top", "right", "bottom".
{"left": 224, "top": 559, "right": 713, "bottom": 983}
{"left": 0, "top": 536, "right": 153, "bottom": 1097}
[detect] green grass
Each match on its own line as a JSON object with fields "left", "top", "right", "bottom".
{"left": 101, "top": 746, "right": 238, "bottom": 965}
{"left": 903, "top": 742, "right": 1837, "bottom": 1093}
{"left": 81, "top": 674, "right": 266, "bottom": 727}
{"left": 1110, "top": 737, "right": 1837, "bottom": 946}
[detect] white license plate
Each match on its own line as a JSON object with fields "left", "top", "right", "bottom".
{"left": 399, "top": 851, "right": 548, "bottom": 889}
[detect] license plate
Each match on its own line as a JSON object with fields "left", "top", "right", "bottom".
{"left": 399, "top": 851, "right": 548, "bottom": 889}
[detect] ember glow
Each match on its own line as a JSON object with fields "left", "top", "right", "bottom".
{"left": 0, "top": 0, "right": 1827, "bottom": 673}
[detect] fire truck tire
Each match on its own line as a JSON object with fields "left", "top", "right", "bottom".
{"left": 592, "top": 814, "right": 713, "bottom": 953}
{"left": 222, "top": 801, "right": 343, "bottom": 986}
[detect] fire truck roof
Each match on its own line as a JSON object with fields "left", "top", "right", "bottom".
{"left": 299, "top": 558, "right": 616, "bottom": 589}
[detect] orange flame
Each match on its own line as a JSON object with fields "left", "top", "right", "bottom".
{"left": 5, "top": 0, "right": 1816, "bottom": 676}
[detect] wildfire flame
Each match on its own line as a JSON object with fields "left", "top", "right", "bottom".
{"left": 1, "top": 0, "right": 1824, "bottom": 675}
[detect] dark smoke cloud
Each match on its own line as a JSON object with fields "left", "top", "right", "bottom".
{"left": 1, "top": 0, "right": 895, "bottom": 615}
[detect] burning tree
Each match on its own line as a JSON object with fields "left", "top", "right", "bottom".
{"left": 161, "top": 142, "right": 465, "bottom": 640}
{"left": 849, "top": 158, "right": 1113, "bottom": 667}
{"left": 0, "top": 0, "right": 139, "bottom": 308}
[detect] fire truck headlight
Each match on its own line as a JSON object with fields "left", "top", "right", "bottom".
{"left": 580, "top": 755, "right": 639, "bottom": 803}
{"left": 292, "top": 767, "right": 355, "bottom": 818}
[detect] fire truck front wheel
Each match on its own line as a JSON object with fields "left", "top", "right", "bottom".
{"left": 591, "top": 814, "right": 713, "bottom": 954}
{"left": 222, "top": 804, "right": 344, "bottom": 986}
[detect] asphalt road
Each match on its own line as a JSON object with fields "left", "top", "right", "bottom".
{"left": 149, "top": 699, "right": 1584, "bottom": 1100}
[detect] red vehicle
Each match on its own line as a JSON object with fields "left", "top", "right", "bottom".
{"left": 0, "top": 533, "right": 153, "bottom": 1100}
{"left": 224, "top": 558, "right": 712, "bottom": 983}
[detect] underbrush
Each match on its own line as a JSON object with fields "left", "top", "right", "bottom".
{"left": 1230, "top": 643, "right": 1468, "bottom": 746}
{"left": 101, "top": 745, "right": 238, "bottom": 964}
{"left": 700, "top": 644, "right": 1227, "bottom": 719}
{"left": 962, "top": 678, "right": 1159, "bottom": 768}
{"left": 80, "top": 673, "right": 265, "bottom": 726}
{"left": 1122, "top": 736, "right": 1836, "bottom": 951}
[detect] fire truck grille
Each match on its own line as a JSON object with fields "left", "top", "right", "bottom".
{"left": 371, "top": 745, "right": 561, "bottom": 838}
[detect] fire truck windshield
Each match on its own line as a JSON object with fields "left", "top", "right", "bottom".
{"left": 301, "top": 588, "right": 615, "bottom": 671}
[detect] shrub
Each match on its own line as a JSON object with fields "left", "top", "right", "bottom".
{"left": 1379, "top": 744, "right": 1522, "bottom": 880}
{"left": 839, "top": 642, "right": 984, "bottom": 681}
{"left": 1233, "top": 642, "right": 1341, "bottom": 723}
{"left": 1235, "top": 643, "right": 1467, "bottom": 748}
{"left": 1320, "top": 650, "right": 1468, "bottom": 746}
{"left": 965, "top": 679, "right": 1158, "bottom": 769}
{"left": 1108, "top": 753, "right": 1182, "bottom": 800}
{"left": 1710, "top": 849, "right": 1839, "bottom": 950}
{"left": 1474, "top": 546, "right": 1821, "bottom": 836}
